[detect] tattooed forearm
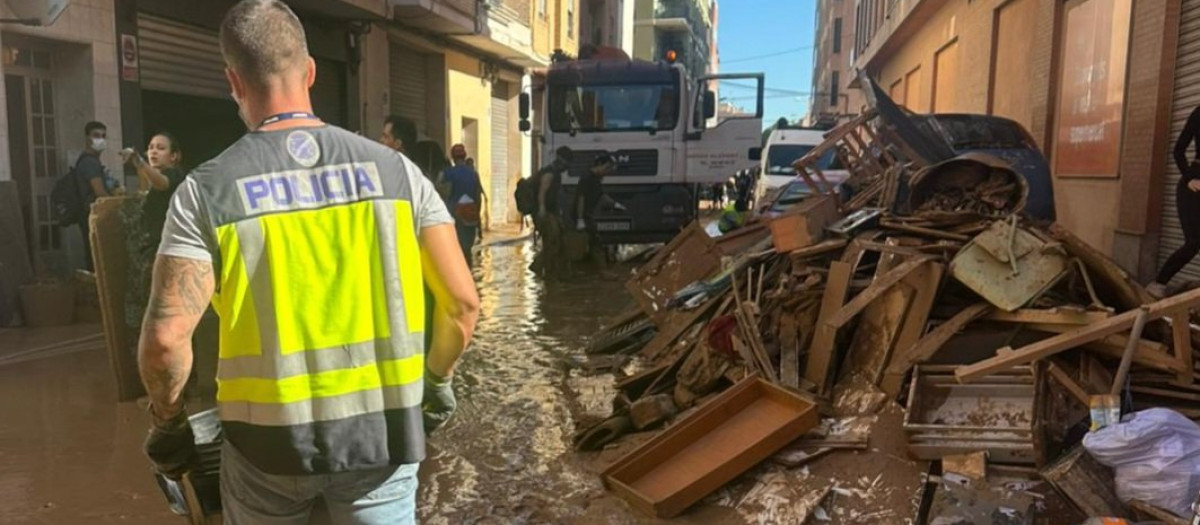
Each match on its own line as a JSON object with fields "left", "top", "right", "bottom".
{"left": 139, "top": 256, "right": 214, "bottom": 422}
{"left": 145, "top": 256, "right": 214, "bottom": 321}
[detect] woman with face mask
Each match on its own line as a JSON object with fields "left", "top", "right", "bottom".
{"left": 121, "top": 132, "right": 185, "bottom": 252}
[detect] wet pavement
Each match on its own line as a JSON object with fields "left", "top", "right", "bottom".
{"left": 0, "top": 239, "right": 827, "bottom": 524}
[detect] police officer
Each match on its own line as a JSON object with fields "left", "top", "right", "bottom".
{"left": 136, "top": 2, "right": 480, "bottom": 523}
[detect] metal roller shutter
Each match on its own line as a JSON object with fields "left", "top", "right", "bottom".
{"left": 1159, "top": 0, "right": 1200, "bottom": 282}
{"left": 389, "top": 42, "right": 429, "bottom": 135}
{"left": 490, "top": 82, "right": 510, "bottom": 225}
{"left": 137, "top": 14, "right": 228, "bottom": 99}
{"left": 312, "top": 58, "right": 347, "bottom": 127}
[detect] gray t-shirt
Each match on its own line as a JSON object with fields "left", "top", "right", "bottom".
{"left": 159, "top": 126, "right": 453, "bottom": 264}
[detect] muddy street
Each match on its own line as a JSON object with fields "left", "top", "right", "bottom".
{"left": 1, "top": 239, "right": 803, "bottom": 525}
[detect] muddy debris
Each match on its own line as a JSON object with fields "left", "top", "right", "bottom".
{"left": 573, "top": 93, "right": 1200, "bottom": 524}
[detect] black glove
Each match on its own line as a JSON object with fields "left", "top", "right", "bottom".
{"left": 144, "top": 407, "right": 195, "bottom": 480}
{"left": 423, "top": 369, "right": 457, "bottom": 435}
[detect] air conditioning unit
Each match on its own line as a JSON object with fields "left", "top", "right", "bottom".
{"left": 5, "top": 0, "right": 69, "bottom": 26}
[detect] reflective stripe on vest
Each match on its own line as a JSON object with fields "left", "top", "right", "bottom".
{"left": 209, "top": 197, "right": 426, "bottom": 471}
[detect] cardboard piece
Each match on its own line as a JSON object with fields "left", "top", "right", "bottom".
{"left": 603, "top": 376, "right": 819, "bottom": 518}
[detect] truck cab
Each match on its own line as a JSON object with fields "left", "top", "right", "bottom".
{"left": 522, "top": 56, "right": 763, "bottom": 244}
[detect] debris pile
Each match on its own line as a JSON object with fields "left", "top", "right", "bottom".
{"left": 574, "top": 81, "right": 1200, "bottom": 524}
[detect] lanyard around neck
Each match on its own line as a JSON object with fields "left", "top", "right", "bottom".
{"left": 257, "top": 112, "right": 319, "bottom": 129}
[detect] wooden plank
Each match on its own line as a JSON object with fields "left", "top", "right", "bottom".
{"left": 881, "top": 302, "right": 991, "bottom": 396}
{"left": 803, "top": 261, "right": 854, "bottom": 392}
{"left": 788, "top": 238, "right": 849, "bottom": 262}
{"left": 878, "top": 263, "right": 945, "bottom": 396}
{"left": 984, "top": 308, "right": 1112, "bottom": 325}
{"left": 1111, "top": 307, "right": 1151, "bottom": 395}
{"left": 842, "top": 282, "right": 914, "bottom": 384}
{"left": 955, "top": 287, "right": 1200, "bottom": 383}
{"left": 889, "top": 263, "right": 944, "bottom": 372}
{"left": 1172, "top": 309, "right": 1194, "bottom": 385}
{"left": 779, "top": 314, "right": 800, "bottom": 388}
{"left": 879, "top": 219, "right": 972, "bottom": 242}
{"left": 827, "top": 256, "right": 933, "bottom": 329}
{"left": 91, "top": 197, "right": 143, "bottom": 401}
{"left": 1128, "top": 500, "right": 1188, "bottom": 525}
{"left": 1046, "top": 362, "right": 1091, "bottom": 406}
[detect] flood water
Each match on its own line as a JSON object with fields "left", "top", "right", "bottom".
{"left": 0, "top": 239, "right": 801, "bottom": 524}
{"left": 417, "top": 239, "right": 634, "bottom": 524}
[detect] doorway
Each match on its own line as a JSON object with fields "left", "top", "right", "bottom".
{"left": 4, "top": 43, "right": 64, "bottom": 272}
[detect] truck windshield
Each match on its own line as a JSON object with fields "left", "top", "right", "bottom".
{"left": 766, "top": 145, "right": 840, "bottom": 174}
{"left": 548, "top": 82, "right": 680, "bottom": 133}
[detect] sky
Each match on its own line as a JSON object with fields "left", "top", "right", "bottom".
{"left": 717, "top": 0, "right": 816, "bottom": 127}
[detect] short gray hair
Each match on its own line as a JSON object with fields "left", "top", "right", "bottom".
{"left": 219, "top": 0, "right": 309, "bottom": 88}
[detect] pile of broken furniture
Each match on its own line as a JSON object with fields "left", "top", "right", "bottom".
{"left": 575, "top": 103, "right": 1200, "bottom": 524}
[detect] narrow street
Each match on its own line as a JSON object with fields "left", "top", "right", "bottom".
{"left": 0, "top": 239, "right": 780, "bottom": 525}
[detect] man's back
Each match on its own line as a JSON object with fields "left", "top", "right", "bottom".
{"left": 442, "top": 164, "right": 482, "bottom": 203}
{"left": 159, "top": 125, "right": 453, "bottom": 475}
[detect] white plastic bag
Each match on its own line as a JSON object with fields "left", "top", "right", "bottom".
{"left": 1082, "top": 408, "right": 1200, "bottom": 517}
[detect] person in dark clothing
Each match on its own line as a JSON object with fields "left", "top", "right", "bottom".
{"left": 575, "top": 154, "right": 626, "bottom": 275}
{"left": 1151, "top": 106, "right": 1200, "bottom": 298}
{"left": 120, "top": 133, "right": 186, "bottom": 341}
{"left": 379, "top": 115, "right": 417, "bottom": 154}
{"left": 440, "top": 143, "right": 486, "bottom": 265}
{"left": 75, "top": 121, "right": 115, "bottom": 270}
{"left": 531, "top": 146, "right": 572, "bottom": 280}
{"left": 122, "top": 132, "right": 186, "bottom": 253}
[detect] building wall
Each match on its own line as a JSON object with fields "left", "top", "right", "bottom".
{"left": 810, "top": 0, "right": 866, "bottom": 125}
{"left": 533, "top": 0, "right": 552, "bottom": 58}
{"left": 854, "top": 0, "right": 1179, "bottom": 276}
{"left": 446, "top": 50, "right": 495, "bottom": 210}
{"left": 0, "top": 0, "right": 123, "bottom": 183}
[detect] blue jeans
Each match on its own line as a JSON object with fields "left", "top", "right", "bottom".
{"left": 220, "top": 442, "right": 419, "bottom": 525}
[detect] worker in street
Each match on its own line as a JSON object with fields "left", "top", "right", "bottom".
{"left": 531, "top": 146, "right": 573, "bottom": 280}
{"left": 441, "top": 143, "right": 486, "bottom": 265}
{"left": 574, "top": 154, "right": 625, "bottom": 276}
{"left": 136, "top": 2, "right": 480, "bottom": 523}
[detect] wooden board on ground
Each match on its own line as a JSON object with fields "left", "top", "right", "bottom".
{"left": 91, "top": 197, "right": 143, "bottom": 401}
{"left": 881, "top": 302, "right": 990, "bottom": 396}
{"left": 842, "top": 280, "right": 915, "bottom": 385}
{"left": 625, "top": 222, "right": 723, "bottom": 325}
{"left": 804, "top": 261, "right": 854, "bottom": 393}
{"left": 0, "top": 181, "right": 34, "bottom": 326}
{"left": 602, "top": 376, "right": 819, "bottom": 519}
{"left": 827, "top": 256, "right": 933, "bottom": 329}
{"left": 885, "top": 263, "right": 944, "bottom": 384}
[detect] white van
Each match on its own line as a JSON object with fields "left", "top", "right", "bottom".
{"left": 757, "top": 127, "right": 848, "bottom": 200}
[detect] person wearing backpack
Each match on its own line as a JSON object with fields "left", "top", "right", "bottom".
{"left": 440, "top": 144, "right": 486, "bottom": 266}
{"left": 526, "top": 146, "right": 572, "bottom": 280}
{"left": 74, "top": 121, "right": 115, "bottom": 270}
